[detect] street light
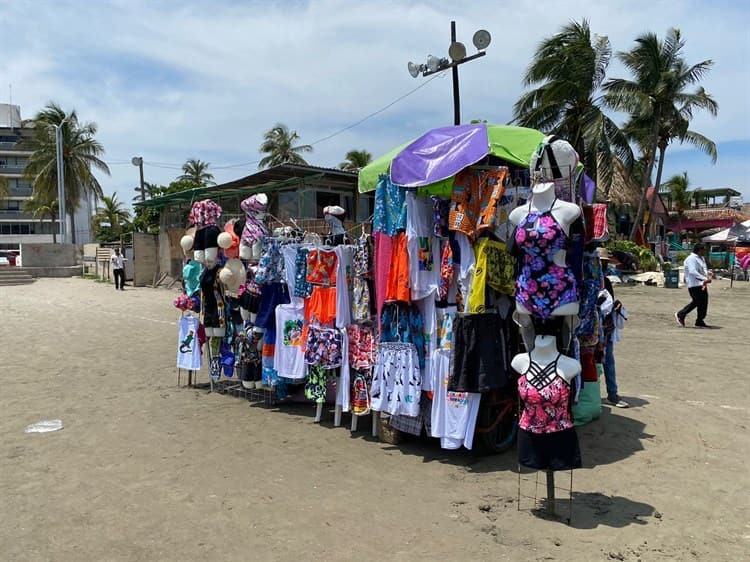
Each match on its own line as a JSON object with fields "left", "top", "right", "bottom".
{"left": 132, "top": 156, "right": 145, "bottom": 201}
{"left": 407, "top": 22, "right": 492, "bottom": 125}
{"left": 53, "top": 119, "right": 68, "bottom": 244}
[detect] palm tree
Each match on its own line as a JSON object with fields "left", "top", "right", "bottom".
{"left": 24, "top": 194, "right": 59, "bottom": 244}
{"left": 94, "top": 192, "right": 131, "bottom": 239}
{"left": 604, "top": 28, "right": 718, "bottom": 240}
{"left": 177, "top": 158, "right": 215, "bottom": 187}
{"left": 23, "top": 102, "right": 110, "bottom": 243}
{"left": 512, "top": 20, "right": 633, "bottom": 193}
{"left": 258, "top": 123, "right": 312, "bottom": 169}
{"left": 338, "top": 149, "right": 372, "bottom": 171}
{"left": 664, "top": 171, "right": 692, "bottom": 235}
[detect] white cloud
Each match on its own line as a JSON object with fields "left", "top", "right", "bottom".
{"left": 2, "top": 0, "right": 748, "bottom": 202}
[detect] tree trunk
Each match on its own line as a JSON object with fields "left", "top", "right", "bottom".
{"left": 69, "top": 210, "right": 77, "bottom": 245}
{"left": 629, "top": 118, "right": 661, "bottom": 242}
{"left": 51, "top": 213, "right": 57, "bottom": 244}
{"left": 645, "top": 144, "right": 667, "bottom": 236}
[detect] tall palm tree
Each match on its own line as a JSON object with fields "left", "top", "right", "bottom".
{"left": 664, "top": 171, "right": 692, "bottom": 235}
{"left": 258, "top": 123, "right": 313, "bottom": 169}
{"left": 338, "top": 149, "right": 372, "bottom": 171}
{"left": 604, "top": 28, "right": 718, "bottom": 240}
{"left": 177, "top": 158, "right": 215, "bottom": 187}
{"left": 512, "top": 20, "right": 633, "bottom": 193}
{"left": 24, "top": 194, "right": 59, "bottom": 244}
{"left": 23, "top": 102, "right": 110, "bottom": 243}
{"left": 94, "top": 192, "right": 131, "bottom": 238}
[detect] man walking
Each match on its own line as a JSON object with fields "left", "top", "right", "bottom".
{"left": 675, "top": 243, "right": 712, "bottom": 328}
{"left": 110, "top": 247, "right": 126, "bottom": 291}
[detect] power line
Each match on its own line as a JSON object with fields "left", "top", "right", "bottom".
{"left": 105, "top": 71, "right": 446, "bottom": 171}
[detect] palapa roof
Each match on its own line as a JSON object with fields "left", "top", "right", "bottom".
{"left": 600, "top": 158, "right": 641, "bottom": 208}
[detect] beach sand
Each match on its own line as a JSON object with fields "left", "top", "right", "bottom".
{"left": 1, "top": 276, "right": 748, "bottom": 561}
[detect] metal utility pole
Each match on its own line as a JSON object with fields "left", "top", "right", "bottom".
{"left": 407, "top": 23, "right": 491, "bottom": 127}
{"left": 450, "top": 21, "right": 461, "bottom": 126}
{"left": 132, "top": 156, "right": 145, "bottom": 201}
{"left": 55, "top": 123, "right": 67, "bottom": 244}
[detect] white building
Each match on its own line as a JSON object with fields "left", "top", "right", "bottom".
{"left": 0, "top": 104, "right": 92, "bottom": 250}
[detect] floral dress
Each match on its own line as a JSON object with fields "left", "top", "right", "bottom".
{"left": 514, "top": 201, "right": 578, "bottom": 319}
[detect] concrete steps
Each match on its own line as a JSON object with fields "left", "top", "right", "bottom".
{"left": 0, "top": 267, "right": 36, "bottom": 286}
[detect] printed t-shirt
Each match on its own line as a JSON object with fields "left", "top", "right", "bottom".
{"left": 274, "top": 302, "right": 306, "bottom": 380}
{"left": 406, "top": 191, "right": 439, "bottom": 300}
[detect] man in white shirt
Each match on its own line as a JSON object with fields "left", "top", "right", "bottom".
{"left": 110, "top": 247, "right": 126, "bottom": 291}
{"left": 675, "top": 243, "right": 712, "bottom": 328}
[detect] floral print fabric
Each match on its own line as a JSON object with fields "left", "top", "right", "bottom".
{"left": 373, "top": 174, "right": 406, "bottom": 236}
{"left": 294, "top": 247, "right": 313, "bottom": 297}
{"left": 306, "top": 249, "right": 338, "bottom": 286}
{"left": 188, "top": 199, "right": 222, "bottom": 227}
{"left": 353, "top": 233, "right": 371, "bottom": 277}
{"left": 514, "top": 205, "right": 578, "bottom": 319}
{"left": 518, "top": 374, "right": 573, "bottom": 434}
{"left": 255, "top": 237, "right": 284, "bottom": 285}
{"left": 347, "top": 324, "right": 376, "bottom": 370}
{"left": 304, "top": 325, "right": 343, "bottom": 369}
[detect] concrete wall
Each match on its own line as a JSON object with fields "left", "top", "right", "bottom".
{"left": 133, "top": 233, "right": 158, "bottom": 287}
{"left": 19, "top": 243, "right": 82, "bottom": 277}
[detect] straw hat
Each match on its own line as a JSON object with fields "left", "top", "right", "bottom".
{"left": 598, "top": 247, "right": 613, "bottom": 261}
{"left": 219, "top": 258, "right": 246, "bottom": 294}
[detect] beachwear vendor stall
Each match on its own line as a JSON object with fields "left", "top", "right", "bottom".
{"left": 171, "top": 123, "right": 612, "bottom": 464}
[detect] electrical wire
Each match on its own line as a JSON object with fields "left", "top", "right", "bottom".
{"left": 104, "top": 71, "right": 446, "bottom": 171}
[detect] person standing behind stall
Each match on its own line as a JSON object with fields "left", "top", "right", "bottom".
{"left": 675, "top": 243, "right": 712, "bottom": 328}
{"left": 598, "top": 248, "right": 628, "bottom": 408}
{"left": 110, "top": 247, "right": 126, "bottom": 291}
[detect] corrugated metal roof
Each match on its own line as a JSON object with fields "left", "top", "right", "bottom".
{"left": 136, "top": 163, "right": 357, "bottom": 209}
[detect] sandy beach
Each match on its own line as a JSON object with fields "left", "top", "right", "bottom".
{"left": 1, "top": 276, "right": 748, "bottom": 561}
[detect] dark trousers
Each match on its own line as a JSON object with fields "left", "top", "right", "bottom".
{"left": 678, "top": 286, "right": 708, "bottom": 324}
{"left": 113, "top": 268, "right": 125, "bottom": 289}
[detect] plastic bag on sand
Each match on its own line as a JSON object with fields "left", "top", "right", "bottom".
{"left": 25, "top": 420, "right": 63, "bottom": 434}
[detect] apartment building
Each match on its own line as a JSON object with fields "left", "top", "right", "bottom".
{"left": 0, "top": 104, "right": 92, "bottom": 250}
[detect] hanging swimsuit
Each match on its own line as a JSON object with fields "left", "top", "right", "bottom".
{"left": 514, "top": 198, "right": 578, "bottom": 319}
{"left": 517, "top": 354, "right": 573, "bottom": 434}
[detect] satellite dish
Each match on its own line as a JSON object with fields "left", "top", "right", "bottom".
{"left": 473, "top": 29, "right": 491, "bottom": 50}
{"left": 426, "top": 55, "right": 440, "bottom": 73}
{"left": 131, "top": 156, "right": 143, "bottom": 166}
{"left": 407, "top": 61, "right": 421, "bottom": 78}
{"left": 448, "top": 41, "right": 467, "bottom": 62}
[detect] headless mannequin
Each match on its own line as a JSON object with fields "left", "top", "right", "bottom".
{"left": 511, "top": 335, "right": 580, "bottom": 385}
{"left": 509, "top": 182, "right": 581, "bottom": 349}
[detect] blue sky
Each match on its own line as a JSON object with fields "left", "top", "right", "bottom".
{"left": 1, "top": 0, "right": 748, "bottom": 204}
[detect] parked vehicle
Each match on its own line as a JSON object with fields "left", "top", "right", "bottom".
{"left": 0, "top": 250, "right": 18, "bottom": 266}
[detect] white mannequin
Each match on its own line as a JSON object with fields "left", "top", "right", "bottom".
{"left": 205, "top": 327, "right": 225, "bottom": 337}
{"left": 203, "top": 247, "right": 219, "bottom": 267}
{"left": 511, "top": 335, "right": 580, "bottom": 385}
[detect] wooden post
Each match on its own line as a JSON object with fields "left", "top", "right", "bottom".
{"left": 546, "top": 470, "right": 556, "bottom": 515}
{"left": 314, "top": 402, "right": 323, "bottom": 423}
{"left": 334, "top": 405, "right": 342, "bottom": 427}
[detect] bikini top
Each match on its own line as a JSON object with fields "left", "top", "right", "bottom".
{"left": 514, "top": 198, "right": 568, "bottom": 261}
{"left": 517, "top": 353, "right": 574, "bottom": 434}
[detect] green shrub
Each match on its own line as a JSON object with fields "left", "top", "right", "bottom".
{"left": 675, "top": 252, "right": 689, "bottom": 265}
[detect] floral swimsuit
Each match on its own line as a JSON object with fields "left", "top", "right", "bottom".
{"left": 514, "top": 199, "right": 578, "bottom": 319}
{"left": 517, "top": 354, "right": 573, "bottom": 434}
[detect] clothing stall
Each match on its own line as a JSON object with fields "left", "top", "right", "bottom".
{"left": 172, "top": 124, "right": 613, "bottom": 519}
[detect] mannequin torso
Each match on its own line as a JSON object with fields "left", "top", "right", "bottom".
{"left": 510, "top": 335, "right": 580, "bottom": 384}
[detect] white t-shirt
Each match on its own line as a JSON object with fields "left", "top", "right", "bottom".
{"left": 430, "top": 348, "right": 481, "bottom": 450}
{"left": 406, "top": 192, "right": 439, "bottom": 300}
{"left": 176, "top": 315, "right": 202, "bottom": 371}
{"left": 273, "top": 303, "right": 306, "bottom": 380}
{"left": 334, "top": 246, "right": 354, "bottom": 328}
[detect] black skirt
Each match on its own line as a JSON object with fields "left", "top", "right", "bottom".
{"left": 518, "top": 428, "right": 582, "bottom": 471}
